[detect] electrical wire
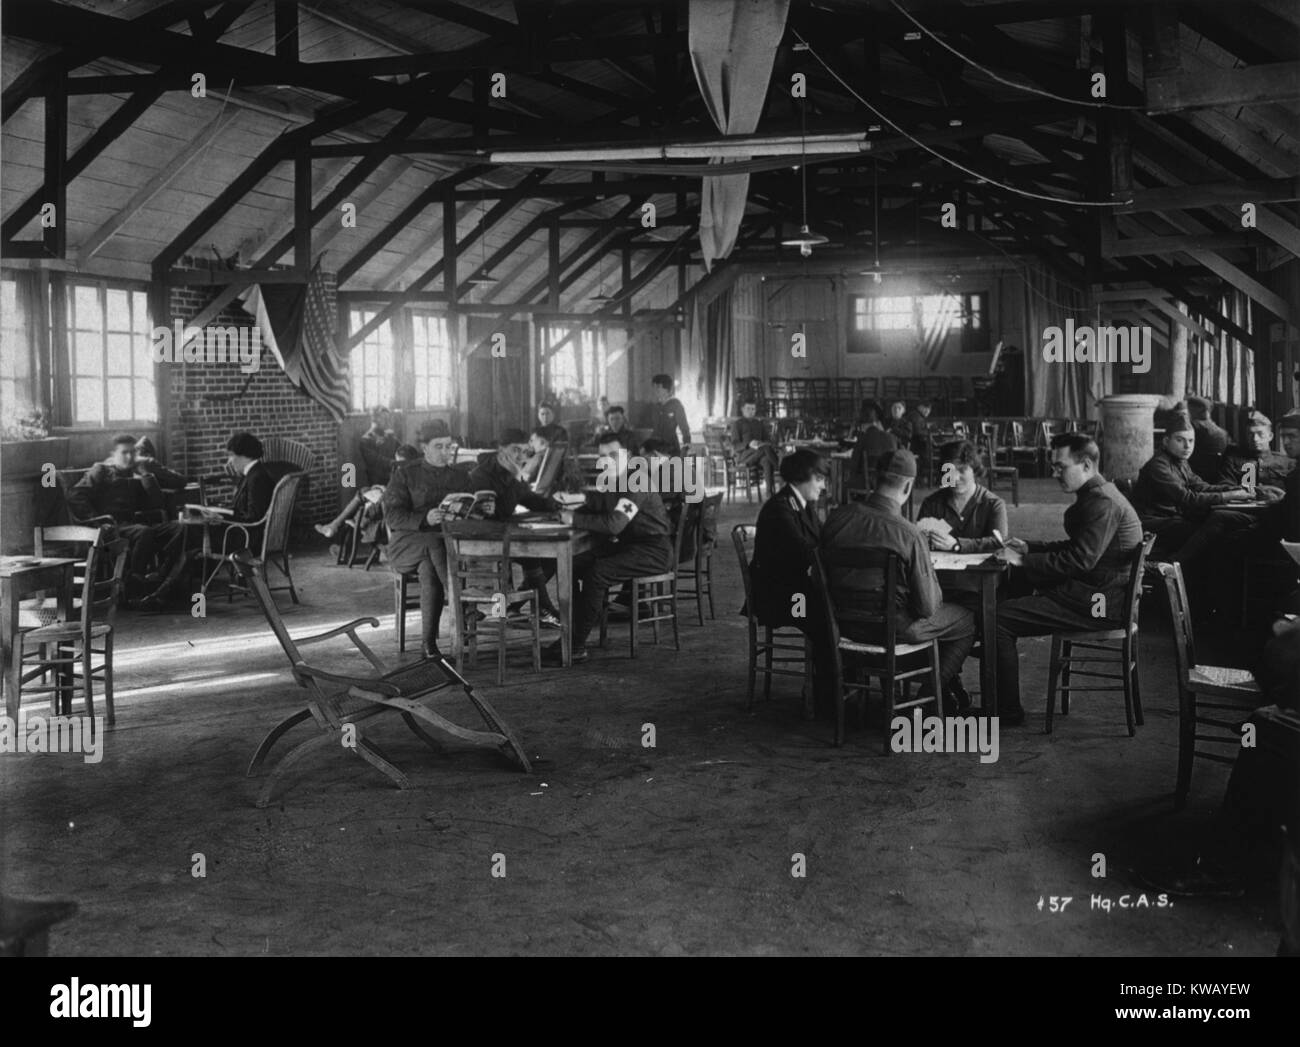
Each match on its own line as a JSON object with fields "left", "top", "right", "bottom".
{"left": 889, "top": 0, "right": 1146, "bottom": 111}
{"left": 790, "top": 29, "right": 1133, "bottom": 208}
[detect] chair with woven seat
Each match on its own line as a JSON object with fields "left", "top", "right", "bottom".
{"left": 260, "top": 436, "right": 315, "bottom": 479}
{"left": 1045, "top": 535, "right": 1156, "bottom": 736}
{"left": 1156, "top": 560, "right": 1263, "bottom": 810}
{"left": 810, "top": 548, "right": 943, "bottom": 750}
{"left": 198, "top": 471, "right": 304, "bottom": 604}
{"left": 597, "top": 508, "right": 687, "bottom": 657}
{"left": 1006, "top": 420, "right": 1041, "bottom": 477}
{"left": 231, "top": 552, "right": 531, "bottom": 808}
{"left": 732, "top": 525, "right": 812, "bottom": 716}
{"left": 677, "top": 492, "right": 722, "bottom": 625}
{"left": 442, "top": 522, "right": 541, "bottom": 685}
{"left": 18, "top": 537, "right": 129, "bottom": 728}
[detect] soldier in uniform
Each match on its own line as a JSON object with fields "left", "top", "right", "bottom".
{"left": 543, "top": 431, "right": 673, "bottom": 664}
{"left": 1220, "top": 410, "right": 1294, "bottom": 501}
{"left": 1186, "top": 395, "right": 1231, "bottom": 483}
{"left": 592, "top": 404, "right": 640, "bottom": 453}
{"left": 383, "top": 420, "right": 469, "bottom": 659}
{"left": 729, "top": 396, "right": 779, "bottom": 497}
{"left": 820, "top": 449, "right": 976, "bottom": 713}
{"left": 996, "top": 433, "right": 1144, "bottom": 726}
{"left": 650, "top": 374, "right": 692, "bottom": 454}
{"left": 469, "top": 429, "right": 563, "bottom": 628}
{"left": 848, "top": 404, "right": 899, "bottom": 491}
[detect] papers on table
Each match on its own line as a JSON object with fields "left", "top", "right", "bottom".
{"left": 553, "top": 492, "right": 586, "bottom": 507}
{"left": 930, "top": 552, "right": 995, "bottom": 571}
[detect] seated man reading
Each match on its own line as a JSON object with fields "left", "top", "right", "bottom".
{"left": 995, "top": 432, "right": 1144, "bottom": 726}
{"left": 543, "top": 432, "right": 673, "bottom": 664}
{"left": 729, "top": 396, "right": 779, "bottom": 497}
{"left": 1220, "top": 410, "right": 1294, "bottom": 502}
{"left": 820, "top": 448, "right": 976, "bottom": 712}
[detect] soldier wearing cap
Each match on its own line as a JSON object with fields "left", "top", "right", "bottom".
{"left": 996, "top": 432, "right": 1144, "bottom": 726}
{"left": 1186, "top": 395, "right": 1231, "bottom": 483}
{"left": 1132, "top": 410, "right": 1255, "bottom": 570}
{"left": 1264, "top": 413, "right": 1300, "bottom": 544}
{"left": 819, "top": 448, "right": 976, "bottom": 712}
{"left": 1220, "top": 409, "right": 1295, "bottom": 501}
{"left": 383, "top": 419, "right": 470, "bottom": 659}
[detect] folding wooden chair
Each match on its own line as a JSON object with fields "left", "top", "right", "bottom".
{"left": 232, "top": 553, "right": 531, "bottom": 808}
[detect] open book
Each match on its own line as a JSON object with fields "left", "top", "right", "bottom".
{"left": 182, "top": 503, "right": 233, "bottom": 520}
{"left": 438, "top": 490, "right": 498, "bottom": 521}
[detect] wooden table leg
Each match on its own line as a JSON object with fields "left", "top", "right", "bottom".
{"left": 2, "top": 582, "right": 17, "bottom": 719}
{"left": 556, "top": 542, "right": 573, "bottom": 668}
{"left": 981, "top": 572, "right": 998, "bottom": 716}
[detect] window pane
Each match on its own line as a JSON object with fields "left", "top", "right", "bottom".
{"left": 106, "top": 378, "right": 132, "bottom": 421}
{"left": 106, "top": 332, "right": 133, "bottom": 375}
{"left": 106, "top": 288, "right": 131, "bottom": 332}
{"left": 75, "top": 379, "right": 103, "bottom": 424}
{"left": 133, "top": 291, "right": 150, "bottom": 335}
{"left": 75, "top": 331, "right": 103, "bottom": 376}
{"left": 135, "top": 379, "right": 155, "bottom": 420}
{"left": 74, "top": 285, "right": 101, "bottom": 331}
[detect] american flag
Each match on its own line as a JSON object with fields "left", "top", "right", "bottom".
{"left": 920, "top": 292, "right": 962, "bottom": 370}
{"left": 243, "top": 261, "right": 350, "bottom": 422}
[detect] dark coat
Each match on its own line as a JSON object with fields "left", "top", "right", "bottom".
{"left": 231, "top": 461, "right": 276, "bottom": 523}
{"left": 68, "top": 462, "right": 164, "bottom": 523}
{"left": 467, "top": 454, "right": 554, "bottom": 520}
{"left": 750, "top": 486, "right": 822, "bottom": 627}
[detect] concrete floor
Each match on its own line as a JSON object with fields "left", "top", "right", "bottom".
{"left": 0, "top": 480, "right": 1286, "bottom": 955}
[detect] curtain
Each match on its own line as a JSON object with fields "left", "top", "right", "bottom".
{"left": 1021, "top": 264, "right": 1091, "bottom": 419}
{"left": 688, "top": 0, "right": 790, "bottom": 270}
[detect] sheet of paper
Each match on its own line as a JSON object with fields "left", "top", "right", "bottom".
{"left": 930, "top": 552, "right": 994, "bottom": 571}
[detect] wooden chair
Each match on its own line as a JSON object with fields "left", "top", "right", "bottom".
{"left": 18, "top": 537, "right": 129, "bottom": 728}
{"left": 810, "top": 548, "right": 943, "bottom": 750}
{"left": 1045, "top": 535, "right": 1156, "bottom": 736}
{"left": 442, "top": 522, "right": 541, "bottom": 685}
{"left": 702, "top": 423, "right": 736, "bottom": 494}
{"left": 597, "top": 510, "right": 686, "bottom": 657}
{"left": 336, "top": 496, "right": 386, "bottom": 570}
{"left": 1006, "top": 420, "right": 1041, "bottom": 476}
{"left": 677, "top": 492, "right": 722, "bottom": 625}
{"left": 1156, "top": 560, "right": 1262, "bottom": 810}
{"left": 198, "top": 471, "right": 304, "bottom": 604}
{"left": 977, "top": 422, "right": 1019, "bottom": 505}
{"left": 1036, "top": 420, "right": 1064, "bottom": 476}
{"left": 393, "top": 568, "right": 422, "bottom": 652}
{"left": 834, "top": 378, "right": 858, "bottom": 419}
{"left": 731, "top": 525, "right": 812, "bottom": 716}
{"left": 230, "top": 552, "right": 531, "bottom": 808}
{"left": 768, "top": 376, "right": 791, "bottom": 418}
{"left": 32, "top": 525, "right": 105, "bottom": 618}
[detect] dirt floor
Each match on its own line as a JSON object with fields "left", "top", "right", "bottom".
{"left": 0, "top": 479, "right": 1287, "bottom": 955}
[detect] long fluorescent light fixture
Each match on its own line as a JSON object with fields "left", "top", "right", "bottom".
{"left": 489, "top": 133, "right": 869, "bottom": 164}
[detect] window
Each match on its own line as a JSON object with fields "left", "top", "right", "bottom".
{"left": 1, "top": 276, "right": 31, "bottom": 421}
{"left": 66, "top": 281, "right": 155, "bottom": 425}
{"left": 349, "top": 309, "right": 395, "bottom": 412}
{"left": 847, "top": 291, "right": 989, "bottom": 355}
{"left": 411, "top": 312, "right": 452, "bottom": 408}
{"left": 541, "top": 324, "right": 601, "bottom": 401}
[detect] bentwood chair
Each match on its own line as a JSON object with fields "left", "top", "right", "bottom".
{"left": 231, "top": 553, "right": 531, "bottom": 808}
{"left": 199, "top": 471, "right": 304, "bottom": 604}
{"left": 1045, "top": 535, "right": 1156, "bottom": 737}
{"left": 597, "top": 507, "right": 687, "bottom": 657}
{"left": 677, "top": 492, "right": 723, "bottom": 625}
{"left": 1156, "top": 560, "right": 1262, "bottom": 810}
{"left": 19, "top": 537, "right": 129, "bottom": 728}
{"left": 810, "top": 548, "right": 943, "bottom": 750}
{"left": 732, "top": 525, "right": 813, "bottom": 717}
{"left": 442, "top": 522, "right": 541, "bottom": 685}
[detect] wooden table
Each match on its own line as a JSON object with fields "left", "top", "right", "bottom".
{"left": 445, "top": 521, "right": 594, "bottom": 667}
{"left": 1, "top": 557, "right": 77, "bottom": 718}
{"left": 930, "top": 552, "right": 1006, "bottom": 715}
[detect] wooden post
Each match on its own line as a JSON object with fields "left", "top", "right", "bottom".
{"left": 43, "top": 69, "right": 67, "bottom": 258}
{"left": 293, "top": 146, "right": 311, "bottom": 275}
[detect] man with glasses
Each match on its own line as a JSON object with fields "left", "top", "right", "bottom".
{"left": 995, "top": 432, "right": 1143, "bottom": 727}
{"left": 383, "top": 420, "right": 468, "bottom": 659}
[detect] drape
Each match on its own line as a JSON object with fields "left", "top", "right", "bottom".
{"left": 1021, "top": 264, "right": 1092, "bottom": 419}
{"left": 688, "top": 0, "right": 790, "bottom": 270}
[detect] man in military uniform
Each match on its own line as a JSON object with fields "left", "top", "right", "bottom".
{"left": 848, "top": 404, "right": 899, "bottom": 490}
{"left": 1187, "top": 395, "right": 1231, "bottom": 483}
{"left": 650, "top": 374, "right": 692, "bottom": 454}
{"left": 469, "top": 428, "right": 563, "bottom": 628}
{"left": 997, "top": 433, "right": 1144, "bottom": 725}
{"left": 729, "top": 396, "right": 779, "bottom": 497}
{"left": 1220, "top": 410, "right": 1294, "bottom": 501}
{"left": 383, "top": 420, "right": 470, "bottom": 658}
{"left": 68, "top": 434, "right": 178, "bottom": 595}
{"left": 1131, "top": 411, "right": 1254, "bottom": 571}
{"left": 592, "top": 404, "right": 640, "bottom": 453}
{"left": 820, "top": 449, "right": 975, "bottom": 710}
{"left": 543, "top": 432, "right": 673, "bottom": 664}
{"left": 359, "top": 405, "right": 400, "bottom": 487}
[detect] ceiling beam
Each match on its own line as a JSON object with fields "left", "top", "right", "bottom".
{"left": 1146, "top": 62, "right": 1300, "bottom": 113}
